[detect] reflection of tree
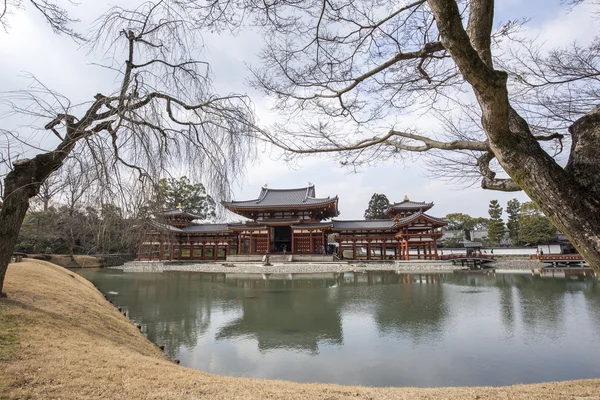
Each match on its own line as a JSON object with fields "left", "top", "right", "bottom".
{"left": 369, "top": 274, "right": 449, "bottom": 344}
{"left": 513, "top": 277, "right": 564, "bottom": 334}
{"left": 82, "top": 270, "right": 227, "bottom": 356}
{"left": 444, "top": 273, "right": 567, "bottom": 336}
{"left": 496, "top": 275, "right": 516, "bottom": 336}
{"left": 581, "top": 280, "right": 600, "bottom": 333}
{"left": 216, "top": 278, "right": 343, "bottom": 353}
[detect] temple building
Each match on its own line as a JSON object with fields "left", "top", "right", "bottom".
{"left": 137, "top": 184, "right": 447, "bottom": 262}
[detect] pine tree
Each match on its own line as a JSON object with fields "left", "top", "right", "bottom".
{"left": 506, "top": 199, "right": 521, "bottom": 246}
{"left": 364, "top": 193, "right": 391, "bottom": 219}
{"left": 487, "top": 200, "right": 505, "bottom": 246}
{"left": 149, "top": 176, "right": 216, "bottom": 220}
{"left": 518, "top": 202, "right": 557, "bottom": 244}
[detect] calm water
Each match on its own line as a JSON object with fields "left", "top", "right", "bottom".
{"left": 76, "top": 269, "right": 600, "bottom": 387}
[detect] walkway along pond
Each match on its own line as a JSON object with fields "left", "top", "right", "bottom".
{"left": 76, "top": 269, "right": 600, "bottom": 388}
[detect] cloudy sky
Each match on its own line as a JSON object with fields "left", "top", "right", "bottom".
{"left": 0, "top": 0, "right": 597, "bottom": 221}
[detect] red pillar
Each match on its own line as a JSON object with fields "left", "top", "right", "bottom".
{"left": 309, "top": 230, "right": 314, "bottom": 253}
{"left": 367, "top": 241, "right": 371, "bottom": 260}
{"left": 213, "top": 243, "right": 218, "bottom": 260}
{"left": 352, "top": 240, "right": 357, "bottom": 259}
{"left": 267, "top": 228, "right": 271, "bottom": 253}
{"left": 291, "top": 229, "right": 295, "bottom": 253}
{"left": 250, "top": 231, "right": 254, "bottom": 254}
{"left": 237, "top": 233, "right": 242, "bottom": 255}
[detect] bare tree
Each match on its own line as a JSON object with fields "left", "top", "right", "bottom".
{"left": 191, "top": 0, "right": 600, "bottom": 271}
{"left": 0, "top": 0, "right": 83, "bottom": 40}
{"left": 0, "top": 0, "right": 258, "bottom": 296}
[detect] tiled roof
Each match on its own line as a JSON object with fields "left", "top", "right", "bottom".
{"left": 333, "top": 212, "right": 447, "bottom": 230}
{"left": 182, "top": 224, "right": 229, "bottom": 233}
{"left": 223, "top": 186, "right": 337, "bottom": 208}
{"left": 148, "top": 220, "right": 184, "bottom": 232}
{"left": 290, "top": 222, "right": 333, "bottom": 229}
{"left": 332, "top": 219, "right": 397, "bottom": 230}
{"left": 388, "top": 200, "right": 434, "bottom": 210}
{"left": 159, "top": 209, "right": 204, "bottom": 219}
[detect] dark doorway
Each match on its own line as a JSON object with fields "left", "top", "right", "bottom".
{"left": 273, "top": 226, "right": 292, "bottom": 253}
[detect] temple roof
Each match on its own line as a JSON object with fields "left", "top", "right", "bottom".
{"left": 387, "top": 199, "right": 434, "bottom": 213}
{"left": 158, "top": 209, "right": 204, "bottom": 220}
{"left": 183, "top": 224, "right": 230, "bottom": 233}
{"left": 333, "top": 212, "right": 447, "bottom": 231}
{"left": 223, "top": 185, "right": 338, "bottom": 209}
{"left": 332, "top": 219, "right": 397, "bottom": 230}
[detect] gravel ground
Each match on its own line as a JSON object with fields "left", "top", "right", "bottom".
{"left": 115, "top": 259, "right": 545, "bottom": 274}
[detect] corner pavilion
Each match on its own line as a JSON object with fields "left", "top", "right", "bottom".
{"left": 137, "top": 184, "right": 447, "bottom": 262}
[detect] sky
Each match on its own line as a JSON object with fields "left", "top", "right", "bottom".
{"left": 0, "top": 0, "right": 597, "bottom": 221}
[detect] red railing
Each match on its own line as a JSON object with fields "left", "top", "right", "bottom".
{"left": 529, "top": 254, "right": 583, "bottom": 261}
{"left": 439, "top": 253, "right": 494, "bottom": 260}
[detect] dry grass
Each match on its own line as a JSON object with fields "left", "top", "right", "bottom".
{"left": 28, "top": 254, "right": 104, "bottom": 268}
{"left": 1, "top": 260, "right": 600, "bottom": 399}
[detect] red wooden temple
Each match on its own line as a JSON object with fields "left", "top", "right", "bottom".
{"left": 136, "top": 186, "right": 447, "bottom": 261}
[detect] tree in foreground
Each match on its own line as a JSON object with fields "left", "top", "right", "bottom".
{"left": 200, "top": 0, "right": 600, "bottom": 271}
{"left": 364, "top": 193, "right": 391, "bottom": 220}
{"left": 518, "top": 202, "right": 557, "bottom": 245}
{"left": 0, "top": 1, "right": 258, "bottom": 296}
{"left": 486, "top": 200, "right": 505, "bottom": 246}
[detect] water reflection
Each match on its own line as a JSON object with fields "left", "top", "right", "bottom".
{"left": 77, "top": 269, "right": 600, "bottom": 387}
{"left": 216, "top": 277, "right": 343, "bottom": 353}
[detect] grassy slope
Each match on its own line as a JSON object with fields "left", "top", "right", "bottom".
{"left": 1, "top": 260, "right": 599, "bottom": 399}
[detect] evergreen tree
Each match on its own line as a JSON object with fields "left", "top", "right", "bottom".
{"left": 518, "top": 202, "right": 557, "bottom": 244}
{"left": 487, "top": 200, "right": 505, "bottom": 246}
{"left": 506, "top": 199, "right": 521, "bottom": 246}
{"left": 444, "top": 213, "right": 488, "bottom": 241}
{"left": 150, "top": 176, "right": 216, "bottom": 220}
{"left": 364, "top": 193, "right": 391, "bottom": 219}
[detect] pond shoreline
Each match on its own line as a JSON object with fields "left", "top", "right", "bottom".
{"left": 3, "top": 260, "right": 600, "bottom": 399}
{"left": 115, "top": 259, "right": 543, "bottom": 274}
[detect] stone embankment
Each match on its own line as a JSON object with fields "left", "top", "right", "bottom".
{"left": 117, "top": 259, "right": 543, "bottom": 274}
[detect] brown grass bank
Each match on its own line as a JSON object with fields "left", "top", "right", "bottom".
{"left": 1, "top": 260, "right": 599, "bottom": 400}
{"left": 28, "top": 254, "right": 104, "bottom": 268}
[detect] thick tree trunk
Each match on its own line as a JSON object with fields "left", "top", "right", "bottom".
{"left": 0, "top": 146, "right": 74, "bottom": 296}
{"left": 428, "top": 0, "right": 600, "bottom": 272}
{"left": 0, "top": 164, "right": 35, "bottom": 297}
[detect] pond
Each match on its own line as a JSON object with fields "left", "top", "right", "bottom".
{"left": 76, "top": 269, "right": 600, "bottom": 387}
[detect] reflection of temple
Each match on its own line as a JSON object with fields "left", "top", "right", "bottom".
{"left": 136, "top": 185, "right": 447, "bottom": 261}
{"left": 215, "top": 279, "right": 343, "bottom": 353}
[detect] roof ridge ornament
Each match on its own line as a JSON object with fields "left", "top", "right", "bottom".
{"left": 404, "top": 194, "right": 409, "bottom": 201}
{"left": 176, "top": 203, "right": 183, "bottom": 209}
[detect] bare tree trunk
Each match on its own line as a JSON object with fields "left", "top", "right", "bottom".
{"left": 0, "top": 148, "right": 73, "bottom": 296}
{"left": 0, "top": 166, "right": 34, "bottom": 297}
{"left": 428, "top": 0, "right": 600, "bottom": 272}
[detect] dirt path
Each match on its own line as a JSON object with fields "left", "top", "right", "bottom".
{"left": 1, "top": 260, "right": 599, "bottom": 399}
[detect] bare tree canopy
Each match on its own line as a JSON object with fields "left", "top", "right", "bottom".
{"left": 188, "top": 0, "right": 600, "bottom": 271}
{"left": 0, "top": 0, "right": 260, "bottom": 296}
{"left": 0, "top": 0, "right": 84, "bottom": 40}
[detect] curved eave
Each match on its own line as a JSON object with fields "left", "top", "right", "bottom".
{"left": 222, "top": 198, "right": 338, "bottom": 211}
{"left": 395, "top": 212, "right": 448, "bottom": 227}
{"left": 385, "top": 204, "right": 434, "bottom": 215}
{"left": 227, "top": 225, "right": 268, "bottom": 231}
